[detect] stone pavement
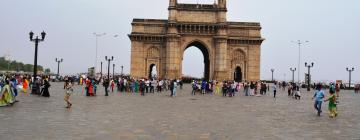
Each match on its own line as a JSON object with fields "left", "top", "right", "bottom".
{"left": 0, "top": 82, "right": 359, "bottom": 140}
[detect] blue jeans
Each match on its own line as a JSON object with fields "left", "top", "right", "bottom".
{"left": 314, "top": 101, "right": 322, "bottom": 115}
{"left": 173, "top": 88, "right": 177, "bottom": 97}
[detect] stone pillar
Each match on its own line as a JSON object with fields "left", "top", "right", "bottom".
{"left": 247, "top": 45, "right": 261, "bottom": 81}
{"left": 130, "top": 40, "right": 146, "bottom": 79}
{"left": 214, "top": 37, "right": 228, "bottom": 81}
{"left": 165, "top": 35, "right": 180, "bottom": 80}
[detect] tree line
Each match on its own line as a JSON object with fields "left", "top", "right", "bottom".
{"left": 0, "top": 57, "right": 50, "bottom": 73}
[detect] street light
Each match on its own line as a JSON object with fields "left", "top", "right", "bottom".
{"left": 29, "top": 31, "right": 46, "bottom": 94}
{"left": 292, "top": 40, "right": 309, "bottom": 84}
{"left": 105, "top": 56, "right": 114, "bottom": 96}
{"left": 290, "top": 68, "right": 297, "bottom": 83}
{"left": 271, "top": 69, "right": 275, "bottom": 81}
{"left": 121, "top": 65, "right": 124, "bottom": 76}
{"left": 113, "top": 64, "right": 115, "bottom": 79}
{"left": 100, "top": 61, "right": 103, "bottom": 82}
{"left": 55, "top": 58, "right": 63, "bottom": 79}
{"left": 346, "top": 67, "right": 355, "bottom": 89}
{"left": 305, "top": 62, "right": 314, "bottom": 91}
{"left": 93, "top": 32, "right": 106, "bottom": 72}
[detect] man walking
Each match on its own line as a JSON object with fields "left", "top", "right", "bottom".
{"left": 312, "top": 84, "right": 325, "bottom": 116}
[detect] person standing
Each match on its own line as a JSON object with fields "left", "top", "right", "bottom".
{"left": 244, "top": 83, "right": 250, "bottom": 96}
{"left": 172, "top": 79, "right": 177, "bottom": 97}
{"left": 92, "top": 79, "right": 97, "bottom": 96}
{"left": 0, "top": 79, "right": 15, "bottom": 106}
{"left": 191, "top": 81, "right": 197, "bottom": 96}
{"left": 140, "top": 80, "right": 145, "bottom": 96}
{"left": 324, "top": 89, "right": 338, "bottom": 118}
{"left": 103, "top": 79, "right": 109, "bottom": 96}
{"left": 41, "top": 79, "right": 51, "bottom": 97}
{"left": 64, "top": 80, "right": 73, "bottom": 108}
{"left": 110, "top": 79, "right": 115, "bottom": 93}
{"left": 272, "top": 83, "right": 277, "bottom": 98}
{"left": 312, "top": 84, "right": 325, "bottom": 116}
{"left": 22, "top": 77, "right": 29, "bottom": 93}
{"left": 201, "top": 80, "right": 207, "bottom": 95}
{"left": 222, "top": 82, "right": 228, "bottom": 97}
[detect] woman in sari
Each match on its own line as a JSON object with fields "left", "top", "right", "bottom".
{"left": 22, "top": 77, "right": 29, "bottom": 93}
{"left": 0, "top": 80, "right": 15, "bottom": 107}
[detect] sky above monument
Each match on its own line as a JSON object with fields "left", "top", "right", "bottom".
{"left": 0, "top": 0, "right": 359, "bottom": 82}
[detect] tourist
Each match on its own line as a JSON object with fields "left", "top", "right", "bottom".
{"left": 312, "top": 84, "right": 325, "bottom": 116}
{"left": 272, "top": 83, "right": 277, "bottom": 98}
{"left": 294, "top": 88, "right": 301, "bottom": 100}
{"left": 150, "top": 79, "right": 156, "bottom": 93}
{"left": 64, "top": 80, "right": 73, "bottom": 108}
{"left": 201, "top": 80, "right": 207, "bottom": 94}
{"left": 140, "top": 80, "right": 145, "bottom": 96}
{"left": 0, "top": 79, "right": 15, "bottom": 107}
{"left": 230, "top": 82, "right": 236, "bottom": 97}
{"left": 22, "top": 77, "right": 29, "bottom": 93}
{"left": 10, "top": 77, "right": 18, "bottom": 100}
{"left": 222, "top": 82, "right": 228, "bottom": 97}
{"left": 110, "top": 79, "right": 115, "bottom": 93}
{"left": 103, "top": 79, "right": 109, "bottom": 96}
{"left": 172, "top": 79, "right": 177, "bottom": 97}
{"left": 335, "top": 83, "right": 340, "bottom": 98}
{"left": 191, "top": 80, "right": 197, "bottom": 96}
{"left": 250, "top": 82, "right": 255, "bottom": 96}
{"left": 88, "top": 78, "right": 94, "bottom": 96}
{"left": 41, "top": 79, "right": 51, "bottom": 97}
{"left": 92, "top": 79, "right": 97, "bottom": 95}
{"left": 215, "top": 81, "right": 221, "bottom": 95}
{"left": 244, "top": 82, "right": 250, "bottom": 96}
{"left": 324, "top": 89, "right": 338, "bottom": 118}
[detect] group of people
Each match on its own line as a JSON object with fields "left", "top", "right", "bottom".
{"left": 312, "top": 83, "right": 339, "bottom": 118}
{"left": 0, "top": 74, "right": 52, "bottom": 107}
{"left": 79, "top": 76, "right": 185, "bottom": 96}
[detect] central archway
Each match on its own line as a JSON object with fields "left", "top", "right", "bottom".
{"left": 182, "top": 41, "right": 210, "bottom": 80}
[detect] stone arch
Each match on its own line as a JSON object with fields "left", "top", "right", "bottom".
{"left": 232, "top": 49, "right": 246, "bottom": 81}
{"left": 181, "top": 40, "right": 211, "bottom": 80}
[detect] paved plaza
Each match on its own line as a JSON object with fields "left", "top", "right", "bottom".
{"left": 0, "top": 82, "right": 359, "bottom": 140}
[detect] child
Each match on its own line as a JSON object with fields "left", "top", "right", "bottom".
{"left": 324, "top": 90, "right": 338, "bottom": 118}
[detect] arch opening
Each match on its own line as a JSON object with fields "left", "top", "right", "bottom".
{"left": 234, "top": 66, "right": 242, "bottom": 82}
{"left": 182, "top": 41, "right": 210, "bottom": 80}
{"left": 148, "top": 64, "right": 157, "bottom": 80}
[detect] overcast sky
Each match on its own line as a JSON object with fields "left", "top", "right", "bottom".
{"left": 0, "top": 0, "right": 359, "bottom": 82}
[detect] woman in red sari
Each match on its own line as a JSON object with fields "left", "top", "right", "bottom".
{"left": 87, "top": 78, "right": 94, "bottom": 96}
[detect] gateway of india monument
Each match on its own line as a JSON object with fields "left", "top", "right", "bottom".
{"left": 128, "top": 0, "right": 264, "bottom": 81}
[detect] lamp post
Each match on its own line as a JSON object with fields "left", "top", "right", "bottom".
{"left": 305, "top": 62, "right": 314, "bottom": 91}
{"left": 100, "top": 61, "right": 103, "bottom": 82}
{"left": 346, "top": 67, "right": 355, "bottom": 89}
{"left": 121, "top": 65, "right": 124, "bottom": 76}
{"left": 29, "top": 31, "right": 46, "bottom": 94}
{"left": 113, "top": 64, "right": 115, "bottom": 79}
{"left": 105, "top": 56, "right": 114, "bottom": 96}
{"left": 271, "top": 69, "right": 275, "bottom": 81}
{"left": 55, "top": 58, "right": 63, "bottom": 79}
{"left": 292, "top": 40, "right": 309, "bottom": 84}
{"left": 93, "top": 32, "right": 106, "bottom": 72}
{"left": 290, "top": 68, "right": 296, "bottom": 83}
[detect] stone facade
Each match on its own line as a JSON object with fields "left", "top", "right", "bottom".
{"left": 129, "top": 0, "right": 264, "bottom": 81}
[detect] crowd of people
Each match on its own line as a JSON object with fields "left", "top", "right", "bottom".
{"left": 0, "top": 74, "right": 51, "bottom": 107}
{"left": 0, "top": 73, "right": 356, "bottom": 119}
